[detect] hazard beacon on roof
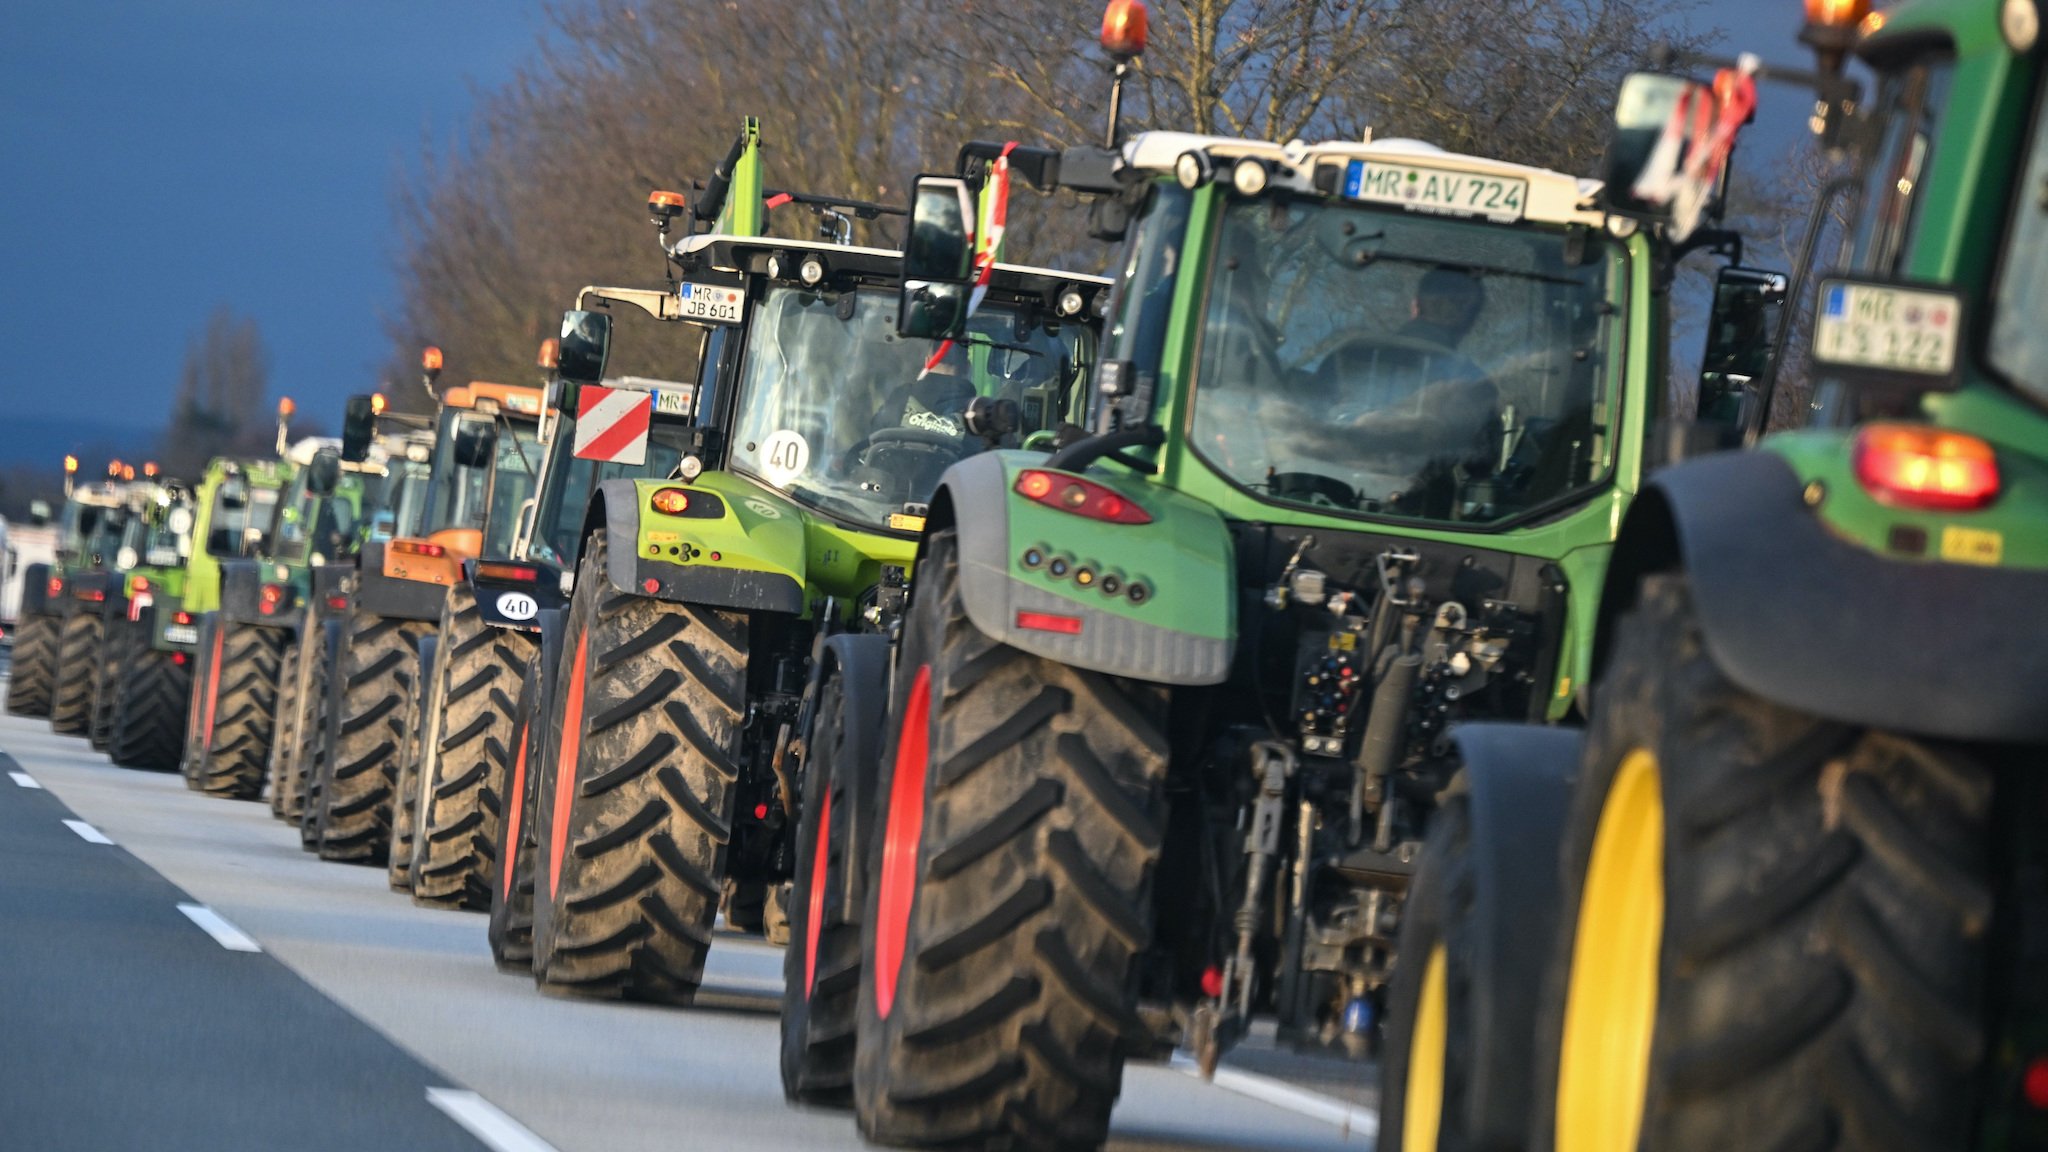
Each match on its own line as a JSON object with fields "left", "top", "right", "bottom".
{"left": 573, "top": 385, "right": 653, "bottom": 466}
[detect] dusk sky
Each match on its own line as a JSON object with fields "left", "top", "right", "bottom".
{"left": 2, "top": 0, "right": 1803, "bottom": 454}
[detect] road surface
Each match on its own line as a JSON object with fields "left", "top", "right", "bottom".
{"left": 0, "top": 703, "right": 1378, "bottom": 1151}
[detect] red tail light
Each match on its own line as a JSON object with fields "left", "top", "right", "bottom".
{"left": 1016, "top": 610, "right": 1083, "bottom": 635}
{"left": 326, "top": 595, "right": 350, "bottom": 611}
{"left": 47, "top": 577, "right": 63, "bottom": 598}
{"left": 172, "top": 652, "right": 188, "bottom": 666}
{"left": 476, "top": 562, "right": 539, "bottom": 583}
{"left": 393, "top": 540, "right": 446, "bottom": 558}
{"left": 173, "top": 611, "right": 193, "bottom": 625}
{"left": 79, "top": 588, "right": 106, "bottom": 603}
{"left": 1852, "top": 424, "right": 2000, "bottom": 511}
{"left": 2026, "top": 1054, "right": 2048, "bottom": 1110}
{"left": 259, "top": 584, "right": 286, "bottom": 616}
{"left": 1014, "top": 470, "right": 1152, "bottom": 524}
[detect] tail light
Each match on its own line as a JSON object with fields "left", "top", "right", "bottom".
{"left": 2026, "top": 1054, "right": 2048, "bottom": 1110}
{"left": 1852, "top": 424, "right": 2000, "bottom": 511}
{"left": 47, "top": 576, "right": 63, "bottom": 598}
{"left": 174, "top": 611, "right": 193, "bottom": 625}
{"left": 476, "top": 562, "right": 539, "bottom": 583}
{"left": 326, "top": 595, "right": 350, "bottom": 611}
{"left": 1016, "top": 610, "right": 1084, "bottom": 635}
{"left": 131, "top": 576, "right": 150, "bottom": 594}
{"left": 393, "top": 540, "right": 446, "bottom": 558}
{"left": 259, "top": 584, "right": 286, "bottom": 616}
{"left": 78, "top": 588, "right": 106, "bottom": 603}
{"left": 1014, "top": 470, "right": 1152, "bottom": 524}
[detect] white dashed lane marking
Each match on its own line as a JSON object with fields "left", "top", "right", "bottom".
{"left": 62, "top": 819, "right": 114, "bottom": 844}
{"left": 9, "top": 771, "right": 40, "bottom": 788}
{"left": 426, "top": 1089, "right": 561, "bottom": 1152}
{"left": 176, "top": 903, "right": 263, "bottom": 953}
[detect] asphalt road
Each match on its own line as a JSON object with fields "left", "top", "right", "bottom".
{"left": 0, "top": 703, "right": 1378, "bottom": 1152}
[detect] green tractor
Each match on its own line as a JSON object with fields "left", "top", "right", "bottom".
{"left": 770, "top": 18, "right": 1786, "bottom": 1149}
{"left": 484, "top": 120, "right": 1112, "bottom": 999}
{"left": 1392, "top": 0, "right": 2048, "bottom": 1148}
{"left": 18, "top": 466, "right": 143, "bottom": 735}
{"left": 184, "top": 415, "right": 368, "bottom": 800}
{"left": 94, "top": 477, "right": 202, "bottom": 768}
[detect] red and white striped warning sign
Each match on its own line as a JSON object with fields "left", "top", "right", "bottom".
{"left": 573, "top": 386, "right": 653, "bottom": 465}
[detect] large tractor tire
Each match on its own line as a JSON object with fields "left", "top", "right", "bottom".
{"left": 852, "top": 531, "right": 1169, "bottom": 1150}
{"left": 530, "top": 535, "right": 747, "bottom": 1002}
{"left": 1535, "top": 574, "right": 1990, "bottom": 1152}
{"left": 87, "top": 617, "right": 130, "bottom": 751}
{"left": 266, "top": 629, "right": 307, "bottom": 818}
{"left": 107, "top": 631, "right": 192, "bottom": 771}
{"left": 487, "top": 651, "right": 546, "bottom": 972}
{"left": 412, "top": 586, "right": 536, "bottom": 910}
{"left": 311, "top": 611, "right": 429, "bottom": 863}
{"left": 194, "top": 622, "right": 288, "bottom": 799}
{"left": 782, "top": 659, "right": 867, "bottom": 1107}
{"left": 49, "top": 610, "right": 105, "bottom": 736}
{"left": 5, "top": 612, "right": 58, "bottom": 717}
{"left": 387, "top": 633, "right": 438, "bottom": 891}
{"left": 1378, "top": 793, "right": 1463, "bottom": 1152}
{"left": 294, "top": 620, "right": 340, "bottom": 846}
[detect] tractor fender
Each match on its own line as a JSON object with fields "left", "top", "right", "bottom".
{"left": 594, "top": 478, "right": 805, "bottom": 614}
{"left": 807, "top": 633, "right": 892, "bottom": 916}
{"left": 1600, "top": 450, "right": 2048, "bottom": 742}
{"left": 1441, "top": 722, "right": 1581, "bottom": 1147}
{"left": 20, "top": 562, "right": 52, "bottom": 616}
{"left": 925, "top": 452, "right": 1234, "bottom": 686}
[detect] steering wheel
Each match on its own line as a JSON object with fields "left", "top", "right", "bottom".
{"left": 839, "top": 426, "right": 971, "bottom": 468}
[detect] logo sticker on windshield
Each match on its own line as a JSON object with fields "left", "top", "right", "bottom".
{"left": 761, "top": 430, "right": 810, "bottom": 486}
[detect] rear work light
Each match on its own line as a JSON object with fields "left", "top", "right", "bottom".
{"left": 476, "top": 562, "right": 539, "bottom": 583}
{"left": 393, "top": 540, "right": 446, "bottom": 558}
{"left": 1014, "top": 470, "right": 1152, "bottom": 524}
{"left": 1852, "top": 424, "right": 2000, "bottom": 511}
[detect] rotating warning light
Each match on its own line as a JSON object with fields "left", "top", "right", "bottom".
{"left": 63, "top": 455, "right": 78, "bottom": 474}
{"left": 1804, "top": 0, "right": 1871, "bottom": 25}
{"left": 648, "top": 189, "right": 687, "bottom": 220}
{"left": 537, "top": 337, "right": 560, "bottom": 369}
{"left": 1853, "top": 424, "right": 2000, "bottom": 510}
{"left": 144, "top": 461, "right": 158, "bottom": 477}
{"left": 371, "top": 392, "right": 388, "bottom": 415}
{"left": 1100, "top": 0, "right": 1148, "bottom": 59}
{"left": 421, "top": 346, "right": 444, "bottom": 375}
{"left": 278, "top": 396, "right": 296, "bottom": 419}
{"left": 108, "top": 459, "right": 124, "bottom": 477}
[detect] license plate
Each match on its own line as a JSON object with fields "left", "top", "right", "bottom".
{"left": 654, "top": 388, "right": 693, "bottom": 416}
{"left": 678, "top": 282, "right": 744, "bottom": 325}
{"left": 1812, "top": 280, "right": 1960, "bottom": 378}
{"left": 164, "top": 625, "right": 198, "bottom": 646}
{"left": 1344, "top": 160, "right": 1527, "bottom": 222}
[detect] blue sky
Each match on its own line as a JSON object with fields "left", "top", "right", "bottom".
{"left": 0, "top": 0, "right": 1805, "bottom": 450}
{"left": 0, "top": 0, "right": 550, "bottom": 440}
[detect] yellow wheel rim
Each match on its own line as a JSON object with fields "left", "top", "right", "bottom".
{"left": 1556, "top": 747, "right": 1665, "bottom": 1152}
{"left": 1402, "top": 943, "right": 1450, "bottom": 1152}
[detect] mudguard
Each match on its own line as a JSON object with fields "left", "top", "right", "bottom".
{"left": 465, "top": 557, "right": 566, "bottom": 635}
{"left": 20, "top": 563, "right": 52, "bottom": 616}
{"left": 218, "top": 559, "right": 300, "bottom": 629}
{"left": 802, "top": 633, "right": 892, "bottom": 920}
{"left": 354, "top": 540, "right": 447, "bottom": 622}
{"left": 1439, "top": 722, "right": 1580, "bottom": 1148}
{"left": 595, "top": 478, "right": 805, "bottom": 615}
{"left": 927, "top": 452, "right": 1233, "bottom": 686}
{"left": 1603, "top": 451, "right": 2048, "bottom": 742}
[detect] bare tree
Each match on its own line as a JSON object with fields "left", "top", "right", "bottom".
{"left": 160, "top": 305, "right": 273, "bottom": 475}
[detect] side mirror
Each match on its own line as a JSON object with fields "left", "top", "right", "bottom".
{"left": 904, "top": 176, "right": 977, "bottom": 284}
{"left": 898, "top": 280, "right": 971, "bottom": 340}
{"left": 453, "top": 420, "right": 499, "bottom": 469}
{"left": 306, "top": 449, "right": 343, "bottom": 496}
{"left": 558, "top": 310, "right": 612, "bottom": 384}
{"left": 1698, "top": 266, "right": 1788, "bottom": 423}
{"left": 341, "top": 394, "right": 377, "bottom": 463}
{"left": 1602, "top": 72, "right": 1708, "bottom": 219}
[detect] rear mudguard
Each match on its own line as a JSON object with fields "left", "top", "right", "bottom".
{"left": 593, "top": 478, "right": 805, "bottom": 614}
{"left": 1438, "top": 722, "right": 1580, "bottom": 1147}
{"left": 465, "top": 557, "right": 566, "bottom": 635}
{"left": 218, "top": 559, "right": 301, "bottom": 630}
{"left": 925, "top": 452, "right": 1233, "bottom": 686}
{"left": 20, "top": 562, "right": 52, "bottom": 616}
{"left": 1599, "top": 450, "right": 2048, "bottom": 742}
{"left": 798, "top": 633, "right": 892, "bottom": 918}
{"left": 355, "top": 541, "right": 446, "bottom": 622}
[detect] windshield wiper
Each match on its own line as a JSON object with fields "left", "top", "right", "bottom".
{"left": 1356, "top": 252, "right": 1587, "bottom": 288}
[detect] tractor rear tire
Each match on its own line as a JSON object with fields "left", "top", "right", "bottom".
{"left": 195, "top": 622, "right": 287, "bottom": 799}
{"left": 266, "top": 628, "right": 306, "bottom": 817}
{"left": 49, "top": 610, "right": 104, "bottom": 736}
{"left": 5, "top": 612, "right": 57, "bottom": 717}
{"left": 1534, "top": 574, "right": 1990, "bottom": 1152}
{"left": 852, "top": 531, "right": 1169, "bottom": 1151}
{"left": 782, "top": 660, "right": 865, "bottom": 1107}
{"left": 413, "top": 586, "right": 536, "bottom": 910}
{"left": 108, "top": 632, "right": 191, "bottom": 771}
{"left": 296, "top": 620, "right": 339, "bottom": 847}
{"left": 313, "top": 611, "right": 428, "bottom": 863}
{"left": 531, "top": 535, "right": 746, "bottom": 1002}
{"left": 387, "top": 633, "right": 438, "bottom": 891}
{"left": 488, "top": 650, "right": 546, "bottom": 972}
{"left": 88, "top": 617, "right": 128, "bottom": 751}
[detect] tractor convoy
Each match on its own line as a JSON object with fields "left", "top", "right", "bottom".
{"left": 8, "top": 0, "right": 2046, "bottom": 1147}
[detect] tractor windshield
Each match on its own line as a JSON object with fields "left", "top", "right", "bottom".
{"left": 728, "top": 284, "right": 1085, "bottom": 530}
{"left": 426, "top": 416, "right": 543, "bottom": 555}
{"left": 68, "top": 501, "right": 127, "bottom": 567}
{"left": 1985, "top": 62, "right": 2048, "bottom": 408}
{"left": 205, "top": 478, "right": 278, "bottom": 558}
{"left": 271, "top": 471, "right": 357, "bottom": 565}
{"left": 1189, "top": 197, "right": 1622, "bottom": 524}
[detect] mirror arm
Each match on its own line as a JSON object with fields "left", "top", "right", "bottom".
{"left": 1747, "top": 172, "right": 1862, "bottom": 447}
{"left": 575, "top": 285, "right": 679, "bottom": 321}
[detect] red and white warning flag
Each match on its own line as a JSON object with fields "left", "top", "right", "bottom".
{"left": 572, "top": 385, "right": 653, "bottom": 466}
{"left": 920, "top": 140, "right": 1018, "bottom": 378}
{"left": 1631, "top": 56, "right": 1759, "bottom": 242}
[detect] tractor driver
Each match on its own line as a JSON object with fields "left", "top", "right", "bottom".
{"left": 864, "top": 341, "right": 977, "bottom": 442}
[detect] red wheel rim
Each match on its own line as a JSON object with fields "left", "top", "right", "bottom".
{"left": 873, "top": 665, "right": 932, "bottom": 1021}
{"left": 803, "top": 784, "right": 832, "bottom": 993}
{"left": 502, "top": 714, "right": 530, "bottom": 901}
{"left": 200, "top": 625, "right": 226, "bottom": 745}
{"left": 548, "top": 628, "right": 589, "bottom": 898}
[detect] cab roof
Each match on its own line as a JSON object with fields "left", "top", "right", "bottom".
{"left": 442, "top": 381, "right": 548, "bottom": 418}
{"left": 671, "top": 232, "right": 1112, "bottom": 294}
